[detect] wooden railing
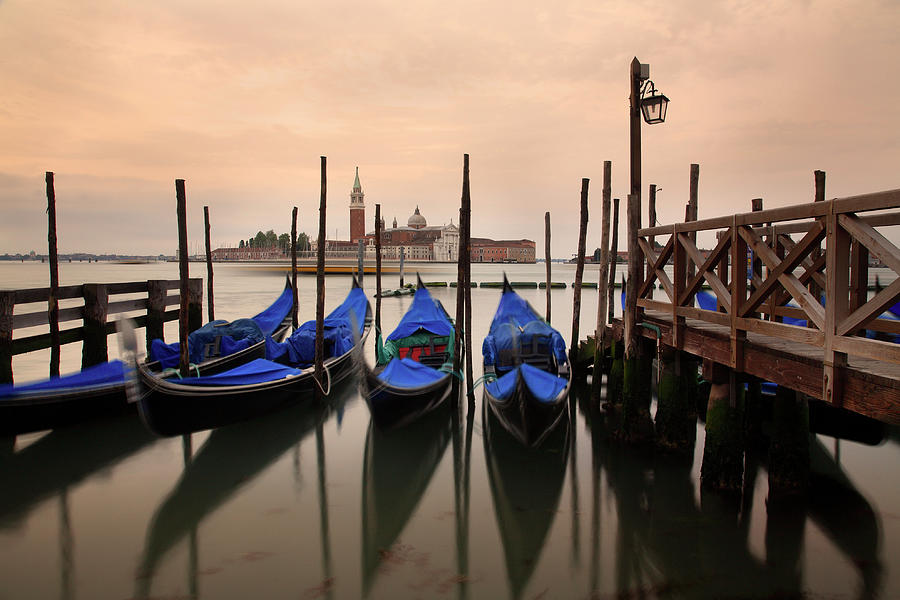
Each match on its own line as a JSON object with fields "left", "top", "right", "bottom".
{"left": 0, "top": 278, "right": 202, "bottom": 383}
{"left": 633, "top": 188, "right": 900, "bottom": 403}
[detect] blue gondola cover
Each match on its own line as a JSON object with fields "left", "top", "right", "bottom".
{"left": 150, "top": 319, "right": 264, "bottom": 368}
{"left": 485, "top": 363, "right": 567, "bottom": 404}
{"left": 266, "top": 287, "right": 368, "bottom": 366}
{"left": 174, "top": 358, "right": 302, "bottom": 386}
{"left": 386, "top": 287, "right": 454, "bottom": 341}
{"left": 251, "top": 284, "right": 294, "bottom": 335}
{"left": 0, "top": 360, "right": 128, "bottom": 399}
{"left": 482, "top": 289, "right": 566, "bottom": 368}
{"left": 376, "top": 357, "right": 446, "bottom": 388}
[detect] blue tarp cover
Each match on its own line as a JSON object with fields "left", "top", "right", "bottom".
{"left": 266, "top": 287, "right": 368, "bottom": 366}
{"left": 251, "top": 284, "right": 294, "bottom": 335}
{"left": 482, "top": 289, "right": 567, "bottom": 367}
{"left": 0, "top": 360, "right": 127, "bottom": 400}
{"left": 485, "top": 363, "right": 567, "bottom": 404}
{"left": 150, "top": 319, "right": 263, "bottom": 368}
{"left": 147, "top": 283, "right": 293, "bottom": 369}
{"left": 376, "top": 357, "right": 447, "bottom": 388}
{"left": 386, "top": 286, "right": 453, "bottom": 340}
{"left": 174, "top": 358, "right": 302, "bottom": 386}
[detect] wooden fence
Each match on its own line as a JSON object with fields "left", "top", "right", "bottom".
{"left": 0, "top": 278, "right": 202, "bottom": 383}
{"left": 632, "top": 188, "right": 900, "bottom": 408}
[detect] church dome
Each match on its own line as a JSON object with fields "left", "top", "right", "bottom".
{"left": 407, "top": 206, "right": 427, "bottom": 229}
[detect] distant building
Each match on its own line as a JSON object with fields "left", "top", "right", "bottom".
{"left": 470, "top": 238, "right": 536, "bottom": 263}
{"left": 369, "top": 206, "right": 460, "bottom": 261}
{"left": 210, "top": 247, "right": 285, "bottom": 261}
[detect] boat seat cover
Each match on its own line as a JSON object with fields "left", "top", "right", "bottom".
{"left": 485, "top": 363, "right": 567, "bottom": 404}
{"left": 376, "top": 357, "right": 446, "bottom": 388}
{"left": 174, "top": 358, "right": 302, "bottom": 386}
{"left": 386, "top": 286, "right": 454, "bottom": 341}
{"left": 0, "top": 360, "right": 127, "bottom": 399}
{"left": 251, "top": 284, "right": 294, "bottom": 335}
{"left": 265, "top": 287, "right": 368, "bottom": 366}
{"left": 149, "top": 318, "right": 264, "bottom": 368}
{"left": 483, "top": 320, "right": 566, "bottom": 367}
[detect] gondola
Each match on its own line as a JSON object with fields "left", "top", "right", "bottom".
{"left": 144, "top": 275, "right": 295, "bottom": 376}
{"left": 361, "top": 274, "right": 455, "bottom": 430}
{"left": 0, "top": 278, "right": 295, "bottom": 437}
{"left": 482, "top": 275, "right": 571, "bottom": 447}
{"left": 135, "top": 278, "right": 371, "bottom": 436}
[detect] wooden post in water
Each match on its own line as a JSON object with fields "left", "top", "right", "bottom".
{"left": 544, "top": 212, "right": 551, "bottom": 323}
{"left": 146, "top": 280, "right": 167, "bottom": 355}
{"left": 593, "top": 162, "right": 611, "bottom": 402}
{"left": 399, "top": 246, "right": 405, "bottom": 288}
{"left": 357, "top": 238, "right": 365, "bottom": 287}
{"left": 315, "top": 157, "right": 327, "bottom": 399}
{"left": 619, "top": 193, "right": 653, "bottom": 442}
{"left": 291, "top": 207, "right": 299, "bottom": 330}
{"left": 570, "top": 178, "right": 589, "bottom": 365}
{"left": 188, "top": 279, "right": 203, "bottom": 333}
{"left": 607, "top": 198, "right": 619, "bottom": 323}
{"left": 203, "top": 206, "right": 214, "bottom": 322}
{"left": 462, "top": 156, "right": 474, "bottom": 404}
{"left": 687, "top": 164, "right": 699, "bottom": 281}
{"left": 1, "top": 291, "right": 14, "bottom": 384}
{"left": 46, "top": 172, "right": 60, "bottom": 377}
{"left": 700, "top": 359, "right": 745, "bottom": 491}
{"left": 453, "top": 156, "right": 468, "bottom": 404}
{"left": 176, "top": 179, "right": 190, "bottom": 377}
{"left": 375, "top": 204, "right": 382, "bottom": 336}
{"left": 646, "top": 184, "right": 657, "bottom": 282}
{"left": 81, "top": 284, "right": 108, "bottom": 368}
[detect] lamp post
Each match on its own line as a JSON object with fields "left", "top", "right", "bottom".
{"left": 625, "top": 57, "right": 669, "bottom": 361}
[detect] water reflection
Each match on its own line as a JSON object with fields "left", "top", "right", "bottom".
{"left": 574, "top": 381, "right": 885, "bottom": 598}
{"left": 134, "top": 384, "right": 353, "bottom": 599}
{"left": 360, "top": 400, "right": 453, "bottom": 596}
{"left": 483, "top": 400, "right": 569, "bottom": 600}
{"left": 0, "top": 414, "right": 157, "bottom": 529}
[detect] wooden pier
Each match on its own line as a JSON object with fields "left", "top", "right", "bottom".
{"left": 0, "top": 279, "right": 202, "bottom": 383}
{"left": 613, "top": 187, "right": 900, "bottom": 426}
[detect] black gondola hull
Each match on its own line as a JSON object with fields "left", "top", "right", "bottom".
{"left": 483, "top": 367, "right": 570, "bottom": 447}
{"left": 363, "top": 367, "right": 452, "bottom": 431}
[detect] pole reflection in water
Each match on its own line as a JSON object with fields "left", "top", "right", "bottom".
{"left": 0, "top": 414, "right": 156, "bottom": 529}
{"left": 483, "top": 400, "right": 569, "bottom": 600}
{"left": 451, "top": 394, "right": 475, "bottom": 600}
{"left": 361, "top": 401, "right": 453, "bottom": 597}
{"left": 134, "top": 397, "right": 331, "bottom": 599}
{"left": 58, "top": 487, "right": 73, "bottom": 600}
{"left": 315, "top": 420, "right": 333, "bottom": 600}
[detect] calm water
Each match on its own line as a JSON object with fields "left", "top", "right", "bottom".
{"left": 1, "top": 261, "right": 898, "bottom": 599}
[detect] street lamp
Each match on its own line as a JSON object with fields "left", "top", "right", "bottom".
{"left": 640, "top": 79, "right": 669, "bottom": 125}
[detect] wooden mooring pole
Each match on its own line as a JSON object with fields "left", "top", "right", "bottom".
{"left": 291, "top": 206, "right": 299, "bottom": 330}
{"left": 0, "top": 291, "right": 13, "bottom": 384}
{"left": 399, "top": 246, "right": 405, "bottom": 288}
{"left": 315, "top": 157, "right": 327, "bottom": 399}
{"left": 592, "top": 161, "right": 611, "bottom": 403}
{"left": 357, "top": 239, "right": 365, "bottom": 287}
{"left": 204, "top": 206, "right": 214, "bottom": 322}
{"left": 176, "top": 179, "right": 190, "bottom": 378}
{"left": 462, "top": 156, "right": 474, "bottom": 405}
{"left": 375, "top": 203, "right": 382, "bottom": 337}
{"left": 452, "top": 155, "right": 468, "bottom": 405}
{"left": 46, "top": 172, "right": 60, "bottom": 378}
{"left": 570, "top": 179, "right": 589, "bottom": 366}
{"left": 607, "top": 198, "right": 619, "bottom": 324}
{"left": 618, "top": 192, "right": 653, "bottom": 442}
{"left": 545, "top": 212, "right": 551, "bottom": 323}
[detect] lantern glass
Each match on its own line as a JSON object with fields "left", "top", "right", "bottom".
{"left": 641, "top": 94, "right": 669, "bottom": 124}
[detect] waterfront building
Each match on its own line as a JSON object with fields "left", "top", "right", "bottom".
{"left": 470, "top": 238, "right": 536, "bottom": 263}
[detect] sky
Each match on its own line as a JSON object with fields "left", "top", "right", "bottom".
{"left": 1, "top": 0, "right": 898, "bottom": 257}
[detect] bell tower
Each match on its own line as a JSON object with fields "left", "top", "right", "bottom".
{"left": 349, "top": 166, "right": 365, "bottom": 242}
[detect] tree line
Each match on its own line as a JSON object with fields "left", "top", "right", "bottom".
{"left": 239, "top": 230, "right": 310, "bottom": 252}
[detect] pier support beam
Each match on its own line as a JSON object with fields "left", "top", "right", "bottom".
{"left": 606, "top": 338, "right": 624, "bottom": 407}
{"left": 619, "top": 336, "right": 654, "bottom": 443}
{"left": 701, "top": 360, "right": 745, "bottom": 492}
{"left": 0, "top": 291, "right": 13, "bottom": 384}
{"left": 655, "top": 347, "right": 698, "bottom": 454}
{"left": 768, "top": 388, "right": 810, "bottom": 496}
{"left": 146, "top": 280, "right": 167, "bottom": 356}
{"left": 81, "top": 284, "right": 108, "bottom": 369}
